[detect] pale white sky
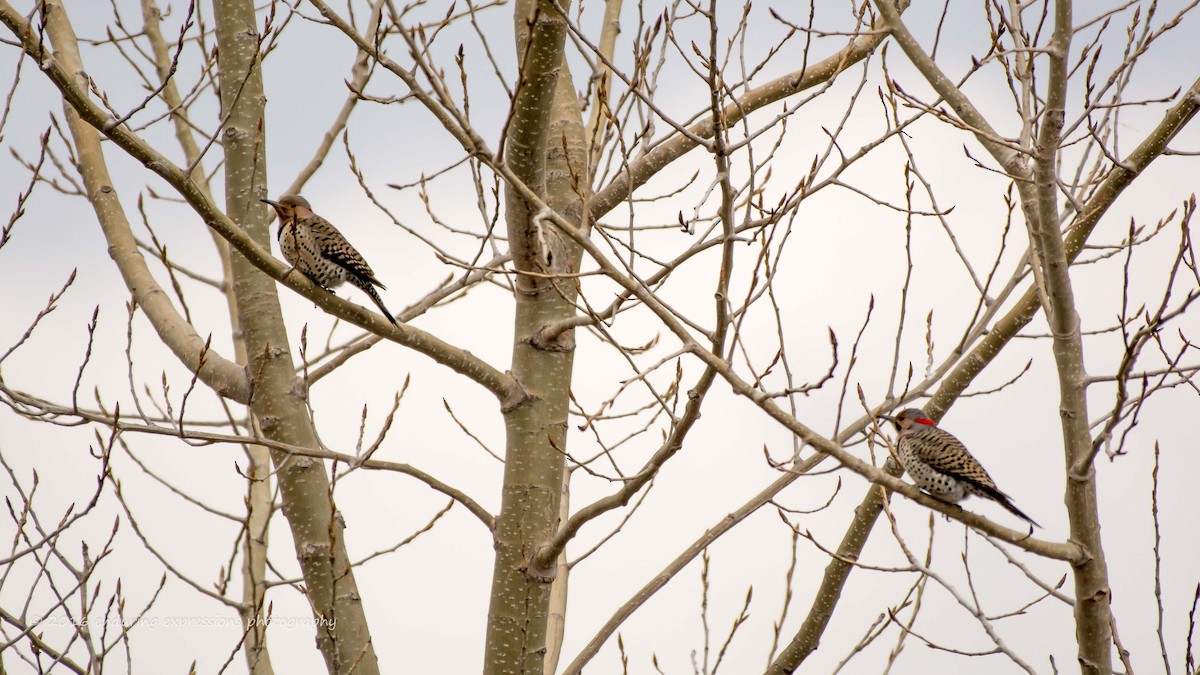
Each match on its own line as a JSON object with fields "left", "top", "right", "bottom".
{"left": 1, "top": 1, "right": 1198, "bottom": 673}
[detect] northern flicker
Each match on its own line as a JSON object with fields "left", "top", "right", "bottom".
{"left": 261, "top": 194, "right": 397, "bottom": 325}
{"left": 880, "top": 408, "right": 1039, "bottom": 528}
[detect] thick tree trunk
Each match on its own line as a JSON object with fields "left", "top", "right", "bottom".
{"left": 211, "top": 1, "right": 379, "bottom": 672}
{"left": 1022, "top": 4, "right": 1112, "bottom": 672}
{"left": 483, "top": 1, "right": 578, "bottom": 672}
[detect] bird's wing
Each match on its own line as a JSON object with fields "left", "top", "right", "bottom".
{"left": 907, "top": 427, "right": 1038, "bottom": 527}
{"left": 308, "top": 216, "right": 386, "bottom": 288}
{"left": 909, "top": 427, "right": 1001, "bottom": 493}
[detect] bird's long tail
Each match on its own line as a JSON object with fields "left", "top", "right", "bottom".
{"left": 968, "top": 479, "right": 1040, "bottom": 528}
{"left": 358, "top": 282, "right": 397, "bottom": 325}
{"left": 991, "top": 490, "right": 1041, "bottom": 528}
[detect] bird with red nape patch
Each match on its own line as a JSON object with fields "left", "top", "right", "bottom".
{"left": 880, "top": 408, "right": 1039, "bottom": 528}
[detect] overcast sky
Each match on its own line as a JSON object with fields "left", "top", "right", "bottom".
{"left": 1, "top": 1, "right": 1198, "bottom": 673}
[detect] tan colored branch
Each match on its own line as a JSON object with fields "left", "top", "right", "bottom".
{"left": 1027, "top": 3, "right": 1113, "bottom": 672}
{"left": 541, "top": 467, "right": 570, "bottom": 675}
{"left": 297, "top": 256, "right": 505, "bottom": 389}
{"left": 309, "top": 0, "right": 906, "bottom": 237}
{"left": 2, "top": 379, "right": 495, "bottom": 528}
{"left": 583, "top": 0, "right": 622, "bottom": 178}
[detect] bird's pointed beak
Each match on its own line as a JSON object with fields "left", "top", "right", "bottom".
{"left": 260, "top": 198, "right": 280, "bottom": 207}
{"left": 877, "top": 413, "right": 897, "bottom": 423}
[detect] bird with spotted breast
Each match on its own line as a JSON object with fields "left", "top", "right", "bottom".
{"left": 262, "top": 194, "right": 397, "bottom": 325}
{"left": 879, "top": 408, "right": 1039, "bottom": 528}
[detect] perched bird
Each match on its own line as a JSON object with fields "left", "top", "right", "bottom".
{"left": 261, "top": 194, "right": 397, "bottom": 325}
{"left": 880, "top": 408, "right": 1039, "bottom": 528}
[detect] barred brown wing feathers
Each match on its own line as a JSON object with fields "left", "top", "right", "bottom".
{"left": 306, "top": 216, "right": 386, "bottom": 289}
{"left": 907, "top": 427, "right": 1000, "bottom": 492}
{"left": 898, "top": 422, "right": 1040, "bottom": 528}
